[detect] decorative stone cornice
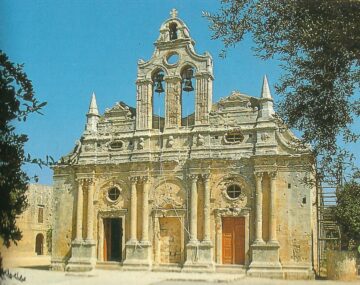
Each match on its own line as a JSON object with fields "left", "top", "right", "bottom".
{"left": 164, "top": 75, "right": 182, "bottom": 82}
{"left": 194, "top": 72, "right": 214, "bottom": 80}
{"left": 136, "top": 78, "right": 153, "bottom": 85}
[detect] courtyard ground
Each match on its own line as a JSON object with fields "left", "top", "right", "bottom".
{"left": 1, "top": 267, "right": 359, "bottom": 285}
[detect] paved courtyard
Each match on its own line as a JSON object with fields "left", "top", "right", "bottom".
{"left": 1, "top": 268, "right": 359, "bottom": 285}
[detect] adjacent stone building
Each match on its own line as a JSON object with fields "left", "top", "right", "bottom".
{"left": 51, "top": 10, "right": 317, "bottom": 278}
{"left": 1, "top": 184, "right": 53, "bottom": 265}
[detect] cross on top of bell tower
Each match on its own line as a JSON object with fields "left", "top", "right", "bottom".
{"left": 170, "top": 8, "right": 178, "bottom": 18}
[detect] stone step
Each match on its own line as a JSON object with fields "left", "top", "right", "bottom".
{"left": 96, "top": 261, "right": 122, "bottom": 270}
{"left": 216, "top": 264, "right": 246, "bottom": 274}
{"left": 152, "top": 264, "right": 182, "bottom": 272}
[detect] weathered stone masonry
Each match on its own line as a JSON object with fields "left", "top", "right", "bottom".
{"left": 51, "top": 10, "right": 317, "bottom": 279}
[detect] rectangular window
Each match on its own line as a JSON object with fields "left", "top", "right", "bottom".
{"left": 38, "top": 207, "right": 44, "bottom": 223}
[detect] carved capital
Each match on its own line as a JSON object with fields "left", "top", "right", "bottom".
{"left": 164, "top": 75, "right": 182, "bottom": 83}
{"left": 254, "top": 172, "right": 264, "bottom": 179}
{"left": 136, "top": 78, "right": 153, "bottom": 85}
{"left": 268, "top": 171, "right": 277, "bottom": 179}
{"left": 202, "top": 174, "right": 210, "bottom": 182}
{"left": 189, "top": 174, "right": 199, "bottom": 182}
{"left": 84, "top": 177, "right": 94, "bottom": 185}
{"left": 76, "top": 178, "right": 86, "bottom": 187}
{"left": 194, "top": 72, "right": 214, "bottom": 80}
{"left": 140, "top": 176, "right": 149, "bottom": 183}
{"left": 129, "top": 176, "right": 138, "bottom": 184}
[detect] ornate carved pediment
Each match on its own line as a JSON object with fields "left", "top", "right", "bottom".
{"left": 103, "top": 101, "right": 135, "bottom": 121}
{"left": 216, "top": 91, "right": 258, "bottom": 110}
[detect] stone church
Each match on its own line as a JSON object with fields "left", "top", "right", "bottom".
{"left": 51, "top": 10, "right": 317, "bottom": 279}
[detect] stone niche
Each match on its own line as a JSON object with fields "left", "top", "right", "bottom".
{"left": 151, "top": 179, "right": 186, "bottom": 267}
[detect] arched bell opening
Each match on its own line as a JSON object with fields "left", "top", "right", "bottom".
{"left": 180, "top": 65, "right": 195, "bottom": 127}
{"left": 169, "top": 22, "right": 178, "bottom": 40}
{"left": 152, "top": 68, "right": 166, "bottom": 130}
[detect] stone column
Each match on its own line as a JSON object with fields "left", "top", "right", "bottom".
{"left": 75, "top": 179, "right": 84, "bottom": 242}
{"left": 136, "top": 79, "right": 153, "bottom": 130}
{"left": 254, "top": 172, "right": 264, "bottom": 243}
{"left": 164, "top": 76, "right": 182, "bottom": 128}
{"left": 269, "top": 171, "right": 278, "bottom": 243}
{"left": 189, "top": 175, "right": 198, "bottom": 242}
{"left": 203, "top": 174, "right": 211, "bottom": 242}
{"left": 130, "top": 177, "right": 138, "bottom": 242}
{"left": 86, "top": 178, "right": 95, "bottom": 241}
{"left": 195, "top": 73, "right": 213, "bottom": 125}
{"left": 141, "top": 176, "right": 150, "bottom": 243}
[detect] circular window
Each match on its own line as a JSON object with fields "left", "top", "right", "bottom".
{"left": 166, "top": 53, "right": 179, "bottom": 65}
{"left": 108, "top": 187, "right": 120, "bottom": 201}
{"left": 226, "top": 184, "right": 241, "bottom": 199}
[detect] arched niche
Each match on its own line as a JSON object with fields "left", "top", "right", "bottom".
{"left": 151, "top": 177, "right": 187, "bottom": 209}
{"left": 35, "top": 233, "right": 44, "bottom": 255}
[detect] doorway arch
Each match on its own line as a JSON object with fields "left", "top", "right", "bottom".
{"left": 35, "top": 233, "right": 44, "bottom": 255}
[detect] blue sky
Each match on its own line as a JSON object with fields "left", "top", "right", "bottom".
{"left": 2, "top": 1, "right": 357, "bottom": 185}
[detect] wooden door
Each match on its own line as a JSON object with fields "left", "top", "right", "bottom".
{"left": 103, "top": 218, "right": 122, "bottom": 261}
{"left": 103, "top": 219, "right": 110, "bottom": 261}
{"left": 222, "top": 217, "right": 245, "bottom": 264}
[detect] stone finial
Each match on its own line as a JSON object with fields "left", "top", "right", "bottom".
{"left": 170, "top": 8, "right": 178, "bottom": 18}
{"left": 258, "top": 75, "right": 275, "bottom": 119}
{"left": 261, "top": 75, "right": 272, "bottom": 100}
{"left": 88, "top": 92, "right": 99, "bottom": 116}
{"left": 85, "top": 92, "right": 100, "bottom": 133}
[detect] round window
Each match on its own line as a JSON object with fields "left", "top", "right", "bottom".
{"left": 108, "top": 187, "right": 120, "bottom": 201}
{"left": 166, "top": 53, "right": 179, "bottom": 65}
{"left": 226, "top": 184, "right": 241, "bottom": 199}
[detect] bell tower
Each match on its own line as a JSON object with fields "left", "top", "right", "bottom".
{"left": 135, "top": 9, "right": 213, "bottom": 130}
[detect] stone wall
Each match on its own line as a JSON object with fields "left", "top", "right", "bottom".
{"left": 1, "top": 184, "right": 53, "bottom": 260}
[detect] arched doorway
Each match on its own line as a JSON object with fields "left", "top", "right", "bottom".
{"left": 35, "top": 233, "right": 44, "bottom": 255}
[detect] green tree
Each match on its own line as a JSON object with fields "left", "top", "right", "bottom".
{"left": 205, "top": 0, "right": 360, "bottom": 180}
{"left": 333, "top": 180, "right": 360, "bottom": 249}
{"left": 0, "top": 50, "right": 47, "bottom": 249}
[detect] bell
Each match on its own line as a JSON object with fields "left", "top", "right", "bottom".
{"left": 183, "top": 68, "right": 194, "bottom": 92}
{"left": 154, "top": 73, "right": 165, "bottom": 93}
{"left": 183, "top": 79, "right": 194, "bottom": 92}
{"left": 154, "top": 80, "right": 165, "bottom": 93}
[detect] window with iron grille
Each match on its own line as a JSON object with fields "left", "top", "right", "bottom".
{"left": 108, "top": 187, "right": 120, "bottom": 201}
{"left": 224, "top": 131, "right": 244, "bottom": 143}
{"left": 226, "top": 184, "right": 241, "bottom": 199}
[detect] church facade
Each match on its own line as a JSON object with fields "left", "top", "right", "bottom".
{"left": 51, "top": 10, "right": 317, "bottom": 279}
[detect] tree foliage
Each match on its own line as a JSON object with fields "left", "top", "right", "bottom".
{"left": 0, "top": 51, "right": 47, "bottom": 248}
{"left": 205, "top": 0, "right": 360, "bottom": 179}
{"left": 333, "top": 180, "right": 360, "bottom": 249}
